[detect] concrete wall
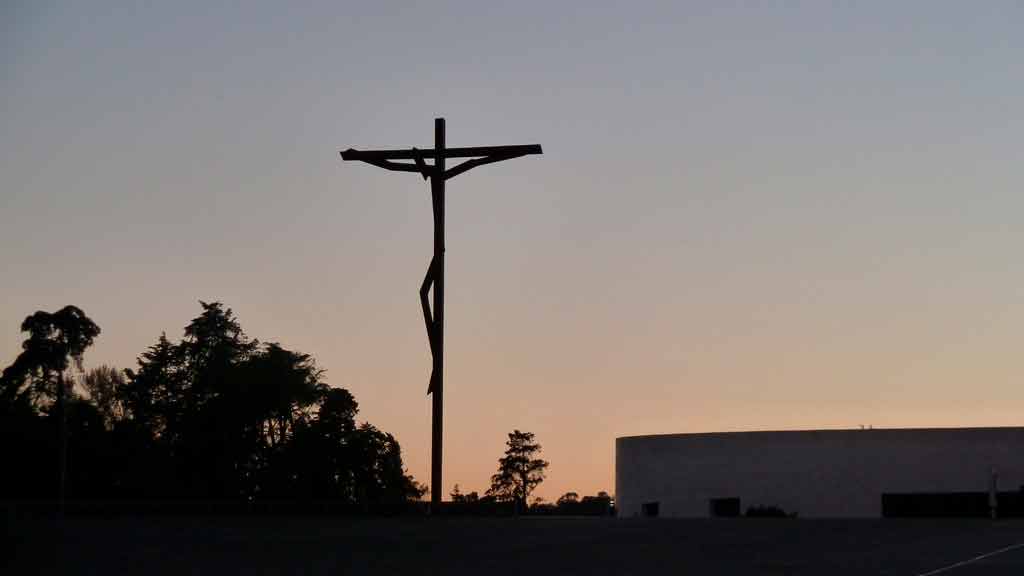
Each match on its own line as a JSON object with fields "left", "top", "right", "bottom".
{"left": 616, "top": 427, "right": 1024, "bottom": 518}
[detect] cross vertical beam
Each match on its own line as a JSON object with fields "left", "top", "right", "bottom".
{"left": 340, "top": 118, "right": 541, "bottom": 511}
{"left": 430, "top": 118, "right": 445, "bottom": 508}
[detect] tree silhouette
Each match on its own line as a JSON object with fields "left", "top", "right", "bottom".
{"left": 180, "top": 301, "right": 257, "bottom": 409}
{"left": 1, "top": 305, "right": 100, "bottom": 411}
{"left": 350, "top": 423, "right": 427, "bottom": 504}
{"left": 1, "top": 301, "right": 427, "bottom": 511}
{"left": 0, "top": 306, "right": 101, "bottom": 506}
{"left": 80, "top": 365, "right": 125, "bottom": 430}
{"left": 557, "top": 491, "right": 580, "bottom": 506}
{"left": 487, "top": 430, "right": 549, "bottom": 513}
{"left": 240, "top": 343, "right": 325, "bottom": 449}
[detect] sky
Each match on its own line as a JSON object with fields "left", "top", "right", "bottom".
{"left": 3, "top": 1, "right": 1023, "bottom": 501}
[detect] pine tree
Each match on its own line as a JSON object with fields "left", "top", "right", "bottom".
{"left": 487, "top": 430, "right": 549, "bottom": 513}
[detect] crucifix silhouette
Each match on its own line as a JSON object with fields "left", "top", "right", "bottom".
{"left": 340, "top": 118, "right": 542, "bottom": 508}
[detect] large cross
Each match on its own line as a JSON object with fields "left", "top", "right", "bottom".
{"left": 340, "top": 118, "right": 542, "bottom": 508}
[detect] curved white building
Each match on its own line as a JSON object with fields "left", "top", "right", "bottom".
{"left": 616, "top": 427, "right": 1024, "bottom": 518}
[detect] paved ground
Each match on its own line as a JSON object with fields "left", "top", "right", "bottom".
{"left": 6, "top": 516, "right": 1024, "bottom": 575}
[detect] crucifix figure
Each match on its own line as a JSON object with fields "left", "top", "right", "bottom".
{"left": 340, "top": 118, "right": 542, "bottom": 508}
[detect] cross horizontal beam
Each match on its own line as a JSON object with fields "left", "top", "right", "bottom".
{"left": 340, "top": 144, "right": 542, "bottom": 161}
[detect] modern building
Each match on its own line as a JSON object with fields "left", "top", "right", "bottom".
{"left": 616, "top": 427, "right": 1024, "bottom": 518}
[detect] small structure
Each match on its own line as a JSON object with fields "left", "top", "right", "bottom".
{"left": 616, "top": 427, "right": 1024, "bottom": 518}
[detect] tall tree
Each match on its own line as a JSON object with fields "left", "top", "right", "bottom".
{"left": 487, "top": 430, "right": 549, "bottom": 512}
{"left": 234, "top": 343, "right": 326, "bottom": 498}
{"left": 2, "top": 306, "right": 100, "bottom": 506}
{"left": 180, "top": 301, "right": 256, "bottom": 408}
{"left": 122, "top": 332, "right": 182, "bottom": 440}
{"left": 349, "top": 423, "right": 426, "bottom": 505}
{"left": 290, "top": 387, "right": 361, "bottom": 499}
{"left": 318, "top": 388, "right": 359, "bottom": 436}
{"left": 175, "top": 301, "right": 257, "bottom": 498}
{"left": 239, "top": 343, "right": 325, "bottom": 450}
{"left": 1, "top": 306, "right": 100, "bottom": 411}
{"left": 80, "top": 365, "right": 125, "bottom": 430}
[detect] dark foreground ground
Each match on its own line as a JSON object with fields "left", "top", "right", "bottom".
{"left": 6, "top": 515, "right": 1024, "bottom": 575}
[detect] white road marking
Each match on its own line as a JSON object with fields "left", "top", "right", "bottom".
{"left": 915, "top": 541, "right": 1024, "bottom": 576}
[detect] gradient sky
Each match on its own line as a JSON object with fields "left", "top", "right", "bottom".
{"left": 3, "top": 1, "right": 1023, "bottom": 501}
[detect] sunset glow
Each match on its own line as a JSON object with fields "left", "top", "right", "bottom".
{"left": 4, "top": 2, "right": 1023, "bottom": 501}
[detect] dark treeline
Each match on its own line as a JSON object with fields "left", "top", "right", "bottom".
{"left": 448, "top": 486, "right": 614, "bottom": 517}
{"left": 0, "top": 302, "right": 425, "bottom": 511}
{"left": 537, "top": 491, "right": 614, "bottom": 516}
